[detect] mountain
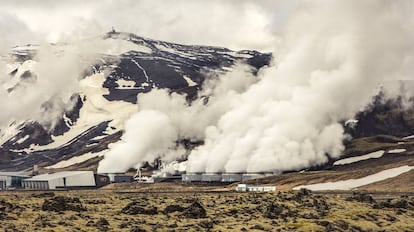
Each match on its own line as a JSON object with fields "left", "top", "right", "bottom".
{"left": 1, "top": 31, "right": 413, "bottom": 186}
{"left": 0, "top": 32, "right": 271, "bottom": 171}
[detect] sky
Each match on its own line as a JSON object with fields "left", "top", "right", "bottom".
{"left": 0, "top": 0, "right": 298, "bottom": 51}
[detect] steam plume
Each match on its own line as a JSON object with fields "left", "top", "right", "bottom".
{"left": 98, "top": 0, "right": 414, "bottom": 173}
{"left": 0, "top": 44, "right": 95, "bottom": 130}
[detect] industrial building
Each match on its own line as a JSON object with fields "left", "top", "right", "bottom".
{"left": 99, "top": 173, "right": 134, "bottom": 183}
{"left": 0, "top": 172, "right": 30, "bottom": 190}
{"left": 201, "top": 173, "right": 222, "bottom": 182}
{"left": 22, "top": 171, "right": 100, "bottom": 190}
{"left": 113, "top": 175, "right": 133, "bottom": 183}
{"left": 221, "top": 173, "right": 243, "bottom": 182}
{"left": 182, "top": 173, "right": 202, "bottom": 182}
{"left": 182, "top": 173, "right": 272, "bottom": 183}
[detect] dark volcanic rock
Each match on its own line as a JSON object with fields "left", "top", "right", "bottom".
{"left": 199, "top": 220, "right": 214, "bottom": 230}
{"left": 263, "top": 203, "right": 284, "bottom": 219}
{"left": 291, "top": 188, "right": 313, "bottom": 202}
{"left": 42, "top": 196, "right": 86, "bottom": 212}
{"left": 250, "top": 224, "right": 265, "bottom": 231}
{"left": 130, "top": 228, "right": 147, "bottom": 232}
{"left": 373, "top": 199, "right": 412, "bottom": 210}
{"left": 163, "top": 204, "right": 185, "bottom": 214}
{"left": 121, "top": 201, "right": 158, "bottom": 215}
{"left": 0, "top": 199, "right": 24, "bottom": 220}
{"left": 33, "top": 215, "right": 55, "bottom": 228}
{"left": 345, "top": 192, "right": 375, "bottom": 204}
{"left": 85, "top": 199, "right": 106, "bottom": 204}
{"left": 96, "top": 217, "right": 110, "bottom": 231}
{"left": 182, "top": 200, "right": 207, "bottom": 219}
{"left": 31, "top": 192, "right": 55, "bottom": 198}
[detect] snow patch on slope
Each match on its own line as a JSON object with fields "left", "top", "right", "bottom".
{"left": 27, "top": 72, "right": 137, "bottom": 152}
{"left": 293, "top": 166, "right": 414, "bottom": 191}
{"left": 403, "top": 135, "right": 414, "bottom": 140}
{"left": 333, "top": 150, "right": 384, "bottom": 166}
{"left": 388, "top": 149, "right": 406, "bottom": 154}
{"left": 2, "top": 60, "right": 36, "bottom": 90}
{"left": 15, "top": 135, "right": 30, "bottom": 145}
{"left": 0, "top": 122, "right": 22, "bottom": 146}
{"left": 154, "top": 44, "right": 177, "bottom": 54}
{"left": 115, "top": 79, "right": 138, "bottom": 90}
{"left": 182, "top": 75, "right": 197, "bottom": 87}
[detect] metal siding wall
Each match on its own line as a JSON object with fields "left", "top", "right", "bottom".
{"left": 222, "top": 174, "right": 242, "bottom": 182}
{"left": 201, "top": 174, "right": 222, "bottom": 182}
{"left": 67, "top": 173, "right": 96, "bottom": 187}
{"left": 49, "top": 178, "right": 63, "bottom": 190}
{"left": 0, "top": 176, "right": 6, "bottom": 189}
{"left": 6, "top": 176, "right": 11, "bottom": 187}
{"left": 182, "top": 174, "right": 202, "bottom": 182}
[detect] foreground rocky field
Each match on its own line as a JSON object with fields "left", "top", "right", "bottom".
{"left": 0, "top": 189, "right": 413, "bottom": 231}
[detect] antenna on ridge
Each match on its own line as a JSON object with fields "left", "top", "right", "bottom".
{"left": 111, "top": 26, "right": 116, "bottom": 33}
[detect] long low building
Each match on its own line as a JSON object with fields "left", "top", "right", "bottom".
{"left": 22, "top": 171, "right": 100, "bottom": 190}
{"left": 182, "top": 172, "right": 275, "bottom": 183}
{"left": 0, "top": 172, "right": 31, "bottom": 190}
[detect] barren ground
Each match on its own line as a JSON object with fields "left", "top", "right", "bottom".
{"left": 1, "top": 189, "right": 414, "bottom": 232}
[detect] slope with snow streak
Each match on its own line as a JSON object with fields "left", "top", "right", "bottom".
{"left": 333, "top": 150, "right": 385, "bottom": 166}
{"left": 388, "top": 149, "right": 406, "bottom": 154}
{"left": 293, "top": 166, "right": 414, "bottom": 191}
{"left": 27, "top": 72, "right": 137, "bottom": 152}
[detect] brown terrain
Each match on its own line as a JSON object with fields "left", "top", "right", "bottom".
{"left": 1, "top": 189, "right": 414, "bottom": 232}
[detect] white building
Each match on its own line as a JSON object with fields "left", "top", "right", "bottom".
{"left": 182, "top": 173, "right": 202, "bottom": 182}
{"left": 201, "top": 174, "right": 222, "bottom": 182}
{"left": 0, "top": 172, "right": 31, "bottom": 190}
{"left": 221, "top": 174, "right": 242, "bottom": 182}
{"left": 235, "top": 184, "right": 276, "bottom": 192}
{"left": 22, "top": 171, "right": 96, "bottom": 190}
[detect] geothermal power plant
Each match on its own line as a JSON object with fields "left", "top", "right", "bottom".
{"left": 0, "top": 161, "right": 275, "bottom": 190}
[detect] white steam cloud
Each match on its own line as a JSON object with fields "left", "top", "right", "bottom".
{"left": 98, "top": 65, "right": 257, "bottom": 172}
{"left": 98, "top": 0, "right": 414, "bottom": 173}
{"left": 0, "top": 0, "right": 293, "bottom": 51}
{"left": 0, "top": 43, "right": 97, "bottom": 130}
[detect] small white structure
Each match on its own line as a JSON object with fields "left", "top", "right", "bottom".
{"left": 235, "top": 184, "right": 276, "bottom": 192}
{"left": 22, "top": 171, "right": 96, "bottom": 190}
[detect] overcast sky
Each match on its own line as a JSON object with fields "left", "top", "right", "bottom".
{"left": 0, "top": 0, "right": 299, "bottom": 51}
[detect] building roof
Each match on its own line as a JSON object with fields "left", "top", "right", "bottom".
{"left": 24, "top": 171, "right": 94, "bottom": 181}
{"left": 0, "top": 172, "right": 31, "bottom": 178}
